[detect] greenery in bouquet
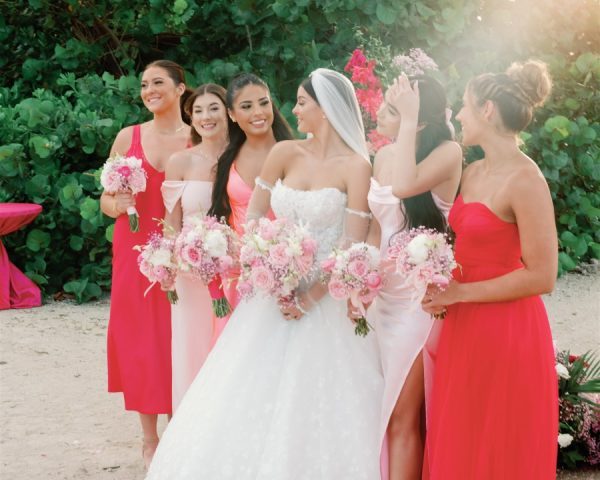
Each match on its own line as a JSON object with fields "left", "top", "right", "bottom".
{"left": 555, "top": 349, "right": 600, "bottom": 469}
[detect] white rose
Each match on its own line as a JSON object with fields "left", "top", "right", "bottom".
{"left": 152, "top": 248, "right": 173, "bottom": 267}
{"left": 557, "top": 433, "right": 573, "bottom": 448}
{"left": 287, "top": 241, "right": 302, "bottom": 257}
{"left": 406, "top": 234, "right": 430, "bottom": 264}
{"left": 555, "top": 363, "right": 570, "bottom": 380}
{"left": 204, "top": 230, "right": 228, "bottom": 258}
{"left": 253, "top": 235, "right": 268, "bottom": 252}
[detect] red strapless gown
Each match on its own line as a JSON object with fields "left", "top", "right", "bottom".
{"left": 107, "top": 125, "right": 172, "bottom": 414}
{"left": 424, "top": 195, "right": 558, "bottom": 480}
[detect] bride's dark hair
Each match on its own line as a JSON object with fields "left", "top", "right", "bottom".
{"left": 400, "top": 75, "right": 453, "bottom": 233}
{"left": 208, "top": 73, "right": 293, "bottom": 223}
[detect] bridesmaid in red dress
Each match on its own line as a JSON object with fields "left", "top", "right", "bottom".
{"left": 100, "top": 60, "right": 191, "bottom": 469}
{"left": 207, "top": 73, "right": 293, "bottom": 335}
{"left": 422, "top": 60, "right": 558, "bottom": 479}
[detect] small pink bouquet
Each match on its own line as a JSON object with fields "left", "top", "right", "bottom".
{"left": 135, "top": 233, "right": 178, "bottom": 304}
{"left": 237, "top": 217, "right": 317, "bottom": 307}
{"left": 320, "top": 242, "right": 383, "bottom": 337}
{"left": 174, "top": 214, "right": 239, "bottom": 317}
{"left": 100, "top": 154, "right": 147, "bottom": 232}
{"left": 387, "top": 226, "right": 457, "bottom": 296}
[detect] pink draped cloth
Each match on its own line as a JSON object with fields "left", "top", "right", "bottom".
{"left": 0, "top": 203, "right": 43, "bottom": 310}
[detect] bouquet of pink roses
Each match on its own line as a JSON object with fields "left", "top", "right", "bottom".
{"left": 100, "top": 154, "right": 147, "bottom": 232}
{"left": 387, "top": 227, "right": 457, "bottom": 301}
{"left": 320, "top": 242, "right": 383, "bottom": 337}
{"left": 237, "top": 217, "right": 317, "bottom": 307}
{"left": 174, "top": 214, "right": 239, "bottom": 317}
{"left": 135, "top": 233, "right": 178, "bottom": 304}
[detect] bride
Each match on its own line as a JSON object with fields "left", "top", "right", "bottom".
{"left": 146, "top": 68, "right": 384, "bottom": 480}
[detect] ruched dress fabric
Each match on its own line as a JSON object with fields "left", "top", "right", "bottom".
{"left": 107, "top": 124, "right": 172, "bottom": 413}
{"left": 146, "top": 181, "right": 384, "bottom": 480}
{"left": 162, "top": 179, "right": 213, "bottom": 412}
{"left": 366, "top": 178, "right": 452, "bottom": 480}
{"left": 424, "top": 195, "right": 558, "bottom": 480}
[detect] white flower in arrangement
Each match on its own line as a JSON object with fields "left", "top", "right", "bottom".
{"left": 151, "top": 248, "right": 174, "bottom": 267}
{"left": 555, "top": 363, "right": 571, "bottom": 380}
{"left": 286, "top": 240, "right": 303, "bottom": 257}
{"left": 204, "top": 230, "right": 228, "bottom": 258}
{"left": 557, "top": 433, "right": 573, "bottom": 448}
{"left": 406, "top": 233, "right": 431, "bottom": 264}
{"left": 253, "top": 234, "right": 269, "bottom": 252}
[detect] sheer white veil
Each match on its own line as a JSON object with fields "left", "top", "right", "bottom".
{"left": 309, "top": 68, "right": 370, "bottom": 162}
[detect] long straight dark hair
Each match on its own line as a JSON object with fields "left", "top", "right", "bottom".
{"left": 208, "top": 73, "right": 293, "bottom": 222}
{"left": 400, "top": 75, "right": 453, "bottom": 233}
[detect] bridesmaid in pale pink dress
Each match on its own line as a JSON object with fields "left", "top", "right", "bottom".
{"left": 207, "top": 73, "right": 293, "bottom": 322}
{"left": 161, "top": 84, "right": 231, "bottom": 412}
{"left": 357, "top": 75, "right": 462, "bottom": 480}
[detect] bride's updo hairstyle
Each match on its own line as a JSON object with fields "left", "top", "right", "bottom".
{"left": 468, "top": 60, "right": 552, "bottom": 132}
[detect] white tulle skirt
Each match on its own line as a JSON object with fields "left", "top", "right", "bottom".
{"left": 146, "top": 293, "right": 384, "bottom": 480}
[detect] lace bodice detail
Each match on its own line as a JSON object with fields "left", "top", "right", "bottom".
{"left": 270, "top": 180, "right": 347, "bottom": 261}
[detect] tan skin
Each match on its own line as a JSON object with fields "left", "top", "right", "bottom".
{"left": 256, "top": 86, "right": 372, "bottom": 320}
{"left": 99, "top": 65, "right": 189, "bottom": 468}
{"left": 352, "top": 74, "right": 462, "bottom": 480}
{"left": 164, "top": 92, "right": 229, "bottom": 233}
{"left": 228, "top": 84, "right": 278, "bottom": 190}
{"left": 421, "top": 89, "right": 557, "bottom": 315}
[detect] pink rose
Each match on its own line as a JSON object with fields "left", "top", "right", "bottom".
{"left": 348, "top": 259, "right": 369, "bottom": 279}
{"left": 328, "top": 279, "right": 348, "bottom": 300}
{"left": 117, "top": 165, "right": 132, "bottom": 178}
{"left": 251, "top": 267, "right": 274, "bottom": 292}
{"left": 365, "top": 272, "right": 382, "bottom": 290}
{"left": 269, "top": 243, "right": 290, "bottom": 266}
{"left": 258, "top": 221, "right": 276, "bottom": 240}
{"left": 182, "top": 245, "right": 203, "bottom": 267}
{"left": 321, "top": 257, "right": 336, "bottom": 273}
{"left": 237, "top": 280, "right": 254, "bottom": 298}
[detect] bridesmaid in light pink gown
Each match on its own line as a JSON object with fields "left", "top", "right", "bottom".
{"left": 162, "top": 84, "right": 230, "bottom": 412}
{"left": 359, "top": 75, "right": 462, "bottom": 480}
{"left": 207, "top": 73, "right": 292, "bottom": 322}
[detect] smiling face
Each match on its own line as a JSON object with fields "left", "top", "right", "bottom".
{"left": 228, "top": 84, "right": 274, "bottom": 137}
{"left": 292, "top": 86, "right": 323, "bottom": 134}
{"left": 191, "top": 92, "right": 228, "bottom": 141}
{"left": 140, "top": 66, "right": 184, "bottom": 114}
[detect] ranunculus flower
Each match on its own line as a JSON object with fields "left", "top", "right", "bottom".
{"left": 558, "top": 433, "right": 573, "bottom": 448}
{"left": 555, "top": 363, "right": 570, "bottom": 380}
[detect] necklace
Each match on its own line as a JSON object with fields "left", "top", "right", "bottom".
{"left": 153, "top": 121, "right": 187, "bottom": 135}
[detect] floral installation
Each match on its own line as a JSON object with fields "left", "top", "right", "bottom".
{"left": 344, "top": 35, "right": 439, "bottom": 156}
{"left": 135, "top": 232, "right": 178, "bottom": 304}
{"left": 100, "top": 154, "right": 147, "bottom": 232}
{"left": 387, "top": 227, "right": 456, "bottom": 301}
{"left": 320, "top": 242, "right": 383, "bottom": 337}
{"left": 237, "top": 217, "right": 318, "bottom": 309}
{"left": 174, "top": 214, "right": 239, "bottom": 317}
{"left": 555, "top": 347, "right": 600, "bottom": 469}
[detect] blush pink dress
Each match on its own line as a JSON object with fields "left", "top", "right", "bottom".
{"left": 367, "top": 177, "right": 452, "bottom": 480}
{"left": 162, "top": 178, "right": 214, "bottom": 412}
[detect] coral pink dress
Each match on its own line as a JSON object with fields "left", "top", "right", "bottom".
{"left": 367, "top": 178, "right": 452, "bottom": 480}
{"left": 424, "top": 195, "right": 558, "bottom": 480}
{"left": 107, "top": 124, "right": 172, "bottom": 414}
{"left": 162, "top": 178, "right": 213, "bottom": 412}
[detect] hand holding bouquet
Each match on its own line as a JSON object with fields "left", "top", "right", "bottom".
{"left": 174, "top": 214, "right": 239, "bottom": 317}
{"left": 320, "top": 242, "right": 383, "bottom": 336}
{"left": 100, "top": 155, "right": 147, "bottom": 232}
{"left": 237, "top": 218, "right": 317, "bottom": 309}
{"left": 135, "top": 233, "right": 178, "bottom": 304}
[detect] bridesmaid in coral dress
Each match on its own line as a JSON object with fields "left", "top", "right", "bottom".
{"left": 100, "top": 60, "right": 191, "bottom": 469}
{"left": 207, "top": 73, "right": 293, "bottom": 330}
{"left": 359, "top": 75, "right": 462, "bottom": 480}
{"left": 161, "top": 84, "right": 231, "bottom": 413}
{"left": 422, "top": 60, "right": 558, "bottom": 479}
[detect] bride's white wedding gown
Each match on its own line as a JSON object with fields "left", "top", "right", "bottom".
{"left": 146, "top": 181, "right": 384, "bottom": 479}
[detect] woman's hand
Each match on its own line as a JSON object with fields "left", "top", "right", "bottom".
{"left": 386, "top": 74, "right": 420, "bottom": 123}
{"left": 278, "top": 293, "right": 309, "bottom": 321}
{"left": 346, "top": 297, "right": 371, "bottom": 324}
{"left": 113, "top": 192, "right": 136, "bottom": 216}
{"left": 421, "top": 280, "right": 462, "bottom": 317}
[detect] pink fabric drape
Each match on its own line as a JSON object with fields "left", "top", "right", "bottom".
{"left": 0, "top": 203, "right": 43, "bottom": 310}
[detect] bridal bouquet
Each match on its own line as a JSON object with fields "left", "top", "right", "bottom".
{"left": 387, "top": 227, "right": 456, "bottom": 293}
{"left": 135, "top": 233, "right": 178, "bottom": 304}
{"left": 100, "top": 154, "right": 147, "bottom": 232}
{"left": 320, "top": 242, "right": 383, "bottom": 337}
{"left": 237, "top": 217, "right": 317, "bottom": 306}
{"left": 174, "top": 214, "right": 239, "bottom": 317}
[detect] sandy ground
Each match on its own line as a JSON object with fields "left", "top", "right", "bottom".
{"left": 0, "top": 272, "right": 599, "bottom": 479}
